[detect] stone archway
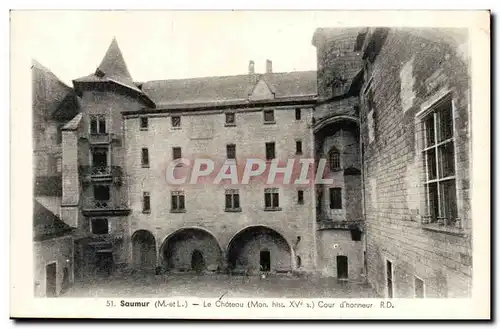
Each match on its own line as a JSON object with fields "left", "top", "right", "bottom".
{"left": 132, "top": 230, "right": 157, "bottom": 271}
{"left": 227, "top": 226, "right": 293, "bottom": 274}
{"left": 160, "top": 228, "right": 223, "bottom": 273}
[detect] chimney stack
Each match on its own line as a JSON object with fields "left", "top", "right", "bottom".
{"left": 248, "top": 60, "right": 255, "bottom": 74}
{"left": 266, "top": 59, "right": 273, "bottom": 73}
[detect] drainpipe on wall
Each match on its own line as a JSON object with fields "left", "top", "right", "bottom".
{"left": 360, "top": 101, "right": 369, "bottom": 285}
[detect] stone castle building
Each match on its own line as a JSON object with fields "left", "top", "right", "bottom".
{"left": 32, "top": 27, "right": 472, "bottom": 298}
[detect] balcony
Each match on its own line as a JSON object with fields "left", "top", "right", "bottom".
{"left": 87, "top": 133, "right": 114, "bottom": 145}
{"left": 82, "top": 199, "right": 130, "bottom": 217}
{"left": 79, "top": 165, "right": 123, "bottom": 184}
{"left": 316, "top": 216, "right": 364, "bottom": 231}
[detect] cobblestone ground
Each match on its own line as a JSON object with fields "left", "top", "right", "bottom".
{"left": 61, "top": 272, "right": 379, "bottom": 298}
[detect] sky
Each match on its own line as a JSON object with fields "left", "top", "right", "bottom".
{"left": 10, "top": 11, "right": 350, "bottom": 86}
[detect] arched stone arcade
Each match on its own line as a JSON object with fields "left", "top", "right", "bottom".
{"left": 226, "top": 225, "right": 294, "bottom": 274}
{"left": 131, "top": 230, "right": 157, "bottom": 271}
{"left": 160, "top": 228, "right": 224, "bottom": 273}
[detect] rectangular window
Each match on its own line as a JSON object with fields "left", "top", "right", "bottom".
{"left": 329, "top": 188, "right": 342, "bottom": 209}
{"left": 297, "top": 190, "right": 304, "bottom": 205}
{"left": 225, "top": 112, "right": 235, "bottom": 125}
{"left": 264, "top": 188, "right": 280, "bottom": 210}
{"left": 265, "top": 142, "right": 276, "bottom": 160}
{"left": 91, "top": 218, "right": 109, "bottom": 235}
{"left": 93, "top": 185, "right": 110, "bottom": 201}
{"left": 226, "top": 144, "right": 236, "bottom": 159}
{"left": 172, "top": 147, "right": 182, "bottom": 160}
{"left": 90, "top": 114, "right": 107, "bottom": 134}
{"left": 415, "top": 277, "right": 425, "bottom": 298}
{"left": 171, "top": 191, "right": 185, "bottom": 212}
{"left": 140, "top": 116, "right": 148, "bottom": 130}
{"left": 422, "top": 96, "right": 457, "bottom": 226}
{"left": 295, "top": 108, "right": 301, "bottom": 120}
{"left": 225, "top": 189, "right": 241, "bottom": 211}
{"left": 142, "top": 192, "right": 150, "bottom": 213}
{"left": 263, "top": 110, "right": 275, "bottom": 123}
{"left": 296, "top": 140, "right": 303, "bottom": 155}
{"left": 141, "top": 148, "right": 149, "bottom": 167}
{"left": 171, "top": 115, "right": 181, "bottom": 128}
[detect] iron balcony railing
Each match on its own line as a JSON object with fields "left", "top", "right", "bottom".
{"left": 79, "top": 165, "right": 123, "bottom": 183}
{"left": 82, "top": 199, "right": 130, "bottom": 216}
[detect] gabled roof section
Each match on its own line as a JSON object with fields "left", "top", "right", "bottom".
{"left": 249, "top": 78, "right": 275, "bottom": 101}
{"left": 141, "top": 70, "right": 317, "bottom": 109}
{"left": 61, "top": 113, "right": 83, "bottom": 131}
{"left": 33, "top": 200, "right": 74, "bottom": 241}
{"left": 32, "top": 59, "right": 76, "bottom": 119}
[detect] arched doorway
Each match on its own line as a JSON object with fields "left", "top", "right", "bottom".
{"left": 132, "top": 230, "right": 157, "bottom": 271}
{"left": 227, "top": 226, "right": 293, "bottom": 274}
{"left": 160, "top": 228, "right": 222, "bottom": 273}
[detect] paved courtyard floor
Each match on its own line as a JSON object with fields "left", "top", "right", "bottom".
{"left": 61, "top": 272, "right": 379, "bottom": 298}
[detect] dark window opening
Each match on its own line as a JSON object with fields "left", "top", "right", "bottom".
{"left": 227, "top": 144, "right": 236, "bottom": 159}
{"left": 260, "top": 250, "right": 271, "bottom": 272}
{"left": 337, "top": 255, "right": 348, "bottom": 279}
{"left": 171, "top": 191, "right": 185, "bottom": 212}
{"left": 296, "top": 256, "right": 302, "bottom": 268}
{"left": 172, "top": 147, "right": 182, "bottom": 160}
{"left": 296, "top": 140, "right": 303, "bottom": 155}
{"left": 94, "top": 185, "right": 110, "bottom": 201}
{"left": 297, "top": 190, "right": 304, "bottom": 204}
{"left": 141, "top": 148, "right": 149, "bottom": 167}
{"left": 143, "top": 192, "right": 151, "bottom": 213}
{"left": 264, "top": 188, "right": 280, "bottom": 210}
{"left": 225, "top": 189, "right": 240, "bottom": 211}
{"left": 98, "top": 117, "right": 106, "bottom": 134}
{"left": 263, "top": 110, "right": 275, "bottom": 123}
{"left": 295, "top": 108, "right": 301, "bottom": 120}
{"left": 387, "top": 260, "right": 393, "bottom": 298}
{"left": 90, "top": 117, "right": 98, "bottom": 135}
{"left": 91, "top": 218, "right": 109, "bottom": 235}
{"left": 92, "top": 147, "right": 108, "bottom": 167}
{"left": 171, "top": 116, "right": 181, "bottom": 128}
{"left": 140, "top": 117, "right": 148, "bottom": 130}
{"left": 265, "top": 142, "right": 276, "bottom": 160}
{"left": 329, "top": 188, "right": 342, "bottom": 209}
{"left": 225, "top": 112, "right": 235, "bottom": 125}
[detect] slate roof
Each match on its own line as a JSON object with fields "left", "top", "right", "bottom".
{"left": 33, "top": 200, "right": 74, "bottom": 241}
{"left": 32, "top": 60, "right": 78, "bottom": 120}
{"left": 62, "top": 112, "right": 83, "bottom": 131}
{"left": 73, "top": 38, "right": 143, "bottom": 94}
{"left": 141, "top": 71, "right": 317, "bottom": 108}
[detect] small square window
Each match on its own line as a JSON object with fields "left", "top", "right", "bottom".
{"left": 173, "top": 147, "right": 182, "bottom": 160}
{"left": 171, "top": 116, "right": 181, "bottom": 128}
{"left": 225, "top": 112, "right": 235, "bottom": 125}
{"left": 225, "top": 189, "right": 241, "bottom": 211}
{"left": 140, "top": 117, "right": 148, "bottom": 130}
{"left": 263, "top": 110, "right": 275, "bottom": 123}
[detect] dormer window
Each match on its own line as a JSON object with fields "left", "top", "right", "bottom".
{"left": 95, "top": 68, "right": 105, "bottom": 78}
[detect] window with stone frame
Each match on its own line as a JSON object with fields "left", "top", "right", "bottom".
{"left": 265, "top": 142, "right": 276, "bottom": 160}
{"left": 171, "top": 191, "right": 185, "bottom": 212}
{"left": 172, "top": 147, "right": 182, "bottom": 160}
{"left": 226, "top": 144, "right": 236, "bottom": 159}
{"left": 329, "top": 187, "right": 342, "bottom": 209}
{"left": 225, "top": 189, "right": 241, "bottom": 211}
{"left": 264, "top": 188, "right": 280, "bottom": 210}
{"left": 90, "top": 114, "right": 107, "bottom": 135}
{"left": 328, "top": 147, "right": 341, "bottom": 171}
{"left": 421, "top": 95, "right": 458, "bottom": 227}
{"left": 141, "top": 148, "right": 149, "bottom": 167}
{"left": 171, "top": 115, "right": 181, "bottom": 128}
{"left": 263, "top": 109, "right": 275, "bottom": 123}
{"left": 142, "top": 192, "right": 151, "bottom": 213}
{"left": 140, "top": 116, "right": 149, "bottom": 130}
{"left": 91, "top": 218, "right": 109, "bottom": 235}
{"left": 225, "top": 112, "right": 236, "bottom": 125}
